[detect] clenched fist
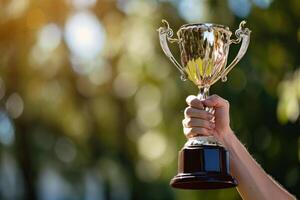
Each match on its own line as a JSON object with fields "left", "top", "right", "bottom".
{"left": 182, "top": 94, "right": 232, "bottom": 142}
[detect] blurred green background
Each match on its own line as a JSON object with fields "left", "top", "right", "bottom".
{"left": 0, "top": 0, "right": 299, "bottom": 199}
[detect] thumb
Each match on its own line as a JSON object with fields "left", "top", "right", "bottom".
{"left": 202, "top": 95, "right": 229, "bottom": 108}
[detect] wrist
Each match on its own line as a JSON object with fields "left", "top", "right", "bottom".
{"left": 219, "top": 128, "right": 236, "bottom": 149}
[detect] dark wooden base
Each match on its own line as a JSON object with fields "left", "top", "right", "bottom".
{"left": 170, "top": 145, "right": 237, "bottom": 190}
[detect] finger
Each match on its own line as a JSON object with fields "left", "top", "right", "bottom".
{"left": 184, "top": 107, "right": 214, "bottom": 119}
{"left": 202, "top": 94, "right": 230, "bottom": 108}
{"left": 186, "top": 95, "right": 204, "bottom": 109}
{"left": 182, "top": 118, "right": 215, "bottom": 129}
{"left": 184, "top": 127, "right": 212, "bottom": 138}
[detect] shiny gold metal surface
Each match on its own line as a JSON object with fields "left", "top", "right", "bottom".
{"left": 158, "top": 20, "right": 251, "bottom": 89}
{"left": 178, "top": 23, "right": 231, "bottom": 87}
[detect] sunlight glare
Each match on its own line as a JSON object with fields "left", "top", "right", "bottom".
{"left": 64, "top": 11, "right": 106, "bottom": 60}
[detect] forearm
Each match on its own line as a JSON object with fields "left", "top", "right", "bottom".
{"left": 221, "top": 130, "right": 296, "bottom": 200}
{"left": 184, "top": 95, "right": 296, "bottom": 199}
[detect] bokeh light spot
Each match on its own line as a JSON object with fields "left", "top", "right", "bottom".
{"left": 54, "top": 137, "right": 77, "bottom": 163}
{"left": 135, "top": 84, "right": 162, "bottom": 128}
{"left": 5, "top": 93, "right": 24, "bottom": 119}
{"left": 252, "top": 0, "right": 273, "bottom": 9}
{"left": 137, "top": 106, "right": 162, "bottom": 128}
{"left": 0, "top": 152, "right": 23, "bottom": 198}
{"left": 138, "top": 130, "right": 167, "bottom": 161}
{"left": 113, "top": 73, "right": 138, "bottom": 98}
{"left": 177, "top": 0, "right": 208, "bottom": 22}
{"left": 88, "top": 63, "right": 112, "bottom": 86}
{"left": 70, "top": 56, "right": 109, "bottom": 77}
{"left": 0, "top": 112, "right": 15, "bottom": 146}
{"left": 125, "top": 24, "right": 154, "bottom": 59}
{"left": 38, "top": 23, "right": 62, "bottom": 52}
{"left": 135, "top": 84, "right": 161, "bottom": 109}
{"left": 228, "top": 0, "right": 252, "bottom": 18}
{"left": 69, "top": 0, "right": 97, "bottom": 9}
{"left": 64, "top": 11, "right": 106, "bottom": 60}
{"left": 117, "top": 0, "right": 157, "bottom": 16}
{"left": 5, "top": 0, "right": 29, "bottom": 19}
{"left": 277, "top": 73, "right": 300, "bottom": 123}
{"left": 38, "top": 167, "right": 71, "bottom": 199}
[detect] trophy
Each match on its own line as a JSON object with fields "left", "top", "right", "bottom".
{"left": 158, "top": 20, "right": 251, "bottom": 189}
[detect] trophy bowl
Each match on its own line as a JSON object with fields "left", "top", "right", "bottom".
{"left": 158, "top": 20, "right": 251, "bottom": 190}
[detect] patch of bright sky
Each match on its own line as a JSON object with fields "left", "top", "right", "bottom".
{"left": 117, "top": 0, "right": 158, "bottom": 15}
{"left": 252, "top": 0, "right": 273, "bottom": 9}
{"left": 64, "top": 11, "right": 106, "bottom": 60}
{"left": 0, "top": 112, "right": 15, "bottom": 146}
{"left": 177, "top": 0, "right": 208, "bottom": 23}
{"left": 228, "top": 0, "right": 252, "bottom": 18}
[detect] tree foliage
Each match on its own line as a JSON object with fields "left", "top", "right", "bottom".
{"left": 0, "top": 0, "right": 299, "bottom": 199}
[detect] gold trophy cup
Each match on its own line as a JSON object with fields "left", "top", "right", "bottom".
{"left": 158, "top": 20, "right": 251, "bottom": 189}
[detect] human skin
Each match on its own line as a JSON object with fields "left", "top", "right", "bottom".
{"left": 183, "top": 95, "right": 296, "bottom": 200}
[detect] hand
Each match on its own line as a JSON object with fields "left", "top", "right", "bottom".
{"left": 183, "top": 94, "right": 232, "bottom": 142}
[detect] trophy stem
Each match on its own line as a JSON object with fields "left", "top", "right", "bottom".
{"left": 189, "top": 86, "right": 218, "bottom": 146}
{"left": 197, "top": 86, "right": 210, "bottom": 101}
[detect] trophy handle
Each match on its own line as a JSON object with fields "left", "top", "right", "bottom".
{"left": 158, "top": 20, "right": 187, "bottom": 80}
{"left": 219, "top": 21, "right": 251, "bottom": 82}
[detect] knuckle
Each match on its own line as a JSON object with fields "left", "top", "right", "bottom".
{"left": 194, "top": 119, "right": 202, "bottom": 127}
{"left": 190, "top": 127, "right": 200, "bottom": 134}
{"left": 184, "top": 107, "right": 192, "bottom": 116}
{"left": 187, "top": 119, "right": 192, "bottom": 127}
{"left": 208, "top": 94, "right": 219, "bottom": 103}
{"left": 189, "top": 99, "right": 196, "bottom": 106}
{"left": 195, "top": 127, "right": 206, "bottom": 135}
{"left": 182, "top": 118, "right": 191, "bottom": 127}
{"left": 186, "top": 95, "right": 196, "bottom": 104}
{"left": 203, "top": 120, "right": 210, "bottom": 127}
{"left": 183, "top": 128, "right": 189, "bottom": 136}
{"left": 203, "top": 129, "right": 210, "bottom": 135}
{"left": 206, "top": 113, "right": 213, "bottom": 120}
{"left": 184, "top": 107, "right": 189, "bottom": 115}
{"left": 184, "top": 127, "right": 193, "bottom": 135}
{"left": 190, "top": 128, "right": 197, "bottom": 134}
{"left": 210, "top": 94, "right": 219, "bottom": 99}
{"left": 190, "top": 98, "right": 200, "bottom": 106}
{"left": 199, "top": 127, "right": 207, "bottom": 134}
{"left": 223, "top": 99, "right": 230, "bottom": 107}
{"left": 201, "top": 110, "right": 210, "bottom": 119}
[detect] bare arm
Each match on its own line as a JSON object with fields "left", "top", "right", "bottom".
{"left": 183, "top": 95, "right": 296, "bottom": 200}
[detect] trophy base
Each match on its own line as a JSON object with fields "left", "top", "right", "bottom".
{"left": 170, "top": 172, "right": 237, "bottom": 190}
{"left": 170, "top": 145, "right": 237, "bottom": 190}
